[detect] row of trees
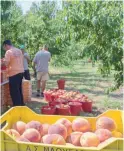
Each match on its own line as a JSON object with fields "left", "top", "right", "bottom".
{"left": 1, "top": 0, "right": 123, "bottom": 90}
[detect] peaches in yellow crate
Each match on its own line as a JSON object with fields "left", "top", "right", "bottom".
{"left": 1, "top": 107, "right": 123, "bottom": 151}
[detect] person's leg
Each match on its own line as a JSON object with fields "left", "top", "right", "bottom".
{"left": 36, "top": 72, "right": 41, "bottom": 97}
{"left": 24, "top": 70, "right": 31, "bottom": 80}
{"left": 19, "top": 73, "right": 25, "bottom": 105}
{"left": 41, "top": 73, "right": 49, "bottom": 97}
{"left": 41, "top": 80, "right": 47, "bottom": 93}
{"left": 9, "top": 74, "right": 23, "bottom": 106}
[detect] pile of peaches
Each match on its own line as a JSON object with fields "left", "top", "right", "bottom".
{"left": 44, "top": 89, "right": 91, "bottom": 102}
{"left": 43, "top": 89, "right": 92, "bottom": 115}
{"left": 5, "top": 116, "right": 123, "bottom": 148}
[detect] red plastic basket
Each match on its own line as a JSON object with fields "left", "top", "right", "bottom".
{"left": 55, "top": 98, "right": 68, "bottom": 104}
{"left": 1, "top": 66, "right": 6, "bottom": 70}
{"left": 56, "top": 104, "right": 71, "bottom": 115}
{"left": 69, "top": 102, "right": 82, "bottom": 116}
{"left": 81, "top": 101, "right": 92, "bottom": 112}
{"left": 49, "top": 101, "right": 61, "bottom": 106}
{"left": 51, "top": 94, "right": 59, "bottom": 101}
{"left": 57, "top": 79, "right": 65, "bottom": 89}
{"left": 41, "top": 106, "right": 56, "bottom": 115}
{"left": 44, "top": 92, "right": 52, "bottom": 102}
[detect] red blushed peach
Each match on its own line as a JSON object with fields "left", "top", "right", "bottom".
{"left": 12, "top": 121, "right": 26, "bottom": 135}
{"left": 48, "top": 124, "right": 67, "bottom": 139}
{"left": 72, "top": 118, "right": 91, "bottom": 132}
{"left": 6, "top": 129, "right": 20, "bottom": 139}
{"left": 22, "top": 128, "right": 41, "bottom": 142}
{"left": 42, "top": 134, "right": 66, "bottom": 145}
{"left": 17, "top": 136, "right": 30, "bottom": 142}
{"left": 80, "top": 132, "right": 100, "bottom": 147}
{"left": 66, "top": 132, "right": 82, "bottom": 146}
{"left": 95, "top": 129, "right": 112, "bottom": 142}
{"left": 42, "top": 124, "right": 50, "bottom": 136}
{"left": 55, "top": 118, "right": 72, "bottom": 136}
{"left": 96, "top": 117, "right": 117, "bottom": 131}
{"left": 26, "top": 121, "right": 43, "bottom": 136}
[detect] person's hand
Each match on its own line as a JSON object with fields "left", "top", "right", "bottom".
{"left": 48, "top": 72, "right": 50, "bottom": 77}
{"left": 33, "top": 69, "right": 36, "bottom": 77}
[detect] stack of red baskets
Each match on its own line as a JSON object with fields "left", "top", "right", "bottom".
{"left": 42, "top": 91, "right": 93, "bottom": 115}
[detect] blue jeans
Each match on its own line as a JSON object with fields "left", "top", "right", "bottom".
{"left": 9, "top": 73, "right": 24, "bottom": 106}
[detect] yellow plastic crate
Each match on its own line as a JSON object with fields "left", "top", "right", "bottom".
{"left": 0, "top": 106, "right": 124, "bottom": 151}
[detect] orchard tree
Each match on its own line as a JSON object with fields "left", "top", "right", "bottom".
{"left": 1, "top": 0, "right": 123, "bottom": 90}
{"left": 65, "top": 1, "right": 123, "bottom": 90}
{"left": 1, "top": 1, "right": 24, "bottom": 57}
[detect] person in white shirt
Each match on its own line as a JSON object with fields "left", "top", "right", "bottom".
{"left": 33, "top": 44, "right": 51, "bottom": 97}
{"left": 20, "top": 45, "right": 31, "bottom": 80}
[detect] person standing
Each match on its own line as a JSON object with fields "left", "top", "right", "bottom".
{"left": 33, "top": 45, "right": 51, "bottom": 97}
{"left": 33, "top": 47, "right": 42, "bottom": 78}
{"left": 20, "top": 45, "right": 31, "bottom": 80}
{"left": 2, "top": 40, "right": 24, "bottom": 106}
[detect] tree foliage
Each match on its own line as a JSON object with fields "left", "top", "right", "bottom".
{"left": 1, "top": 0, "right": 123, "bottom": 90}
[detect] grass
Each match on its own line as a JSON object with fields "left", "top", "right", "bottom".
{"left": 29, "top": 60, "right": 123, "bottom": 116}
{"left": 2, "top": 60, "right": 123, "bottom": 116}
{"left": 46, "top": 60, "right": 123, "bottom": 112}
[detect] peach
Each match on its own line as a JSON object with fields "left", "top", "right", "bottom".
{"left": 66, "top": 132, "right": 82, "bottom": 146}
{"left": 95, "top": 129, "right": 112, "bottom": 142}
{"left": 12, "top": 121, "right": 26, "bottom": 135}
{"left": 42, "top": 134, "right": 66, "bottom": 145}
{"left": 22, "top": 128, "right": 41, "bottom": 142}
{"left": 26, "top": 121, "right": 43, "bottom": 135}
{"left": 48, "top": 124, "right": 67, "bottom": 139}
{"left": 17, "top": 136, "right": 30, "bottom": 142}
{"left": 6, "top": 129, "right": 20, "bottom": 139}
{"left": 55, "top": 118, "right": 72, "bottom": 136}
{"left": 112, "top": 131, "right": 123, "bottom": 138}
{"left": 80, "top": 132, "right": 100, "bottom": 147}
{"left": 42, "top": 124, "right": 50, "bottom": 136}
{"left": 72, "top": 118, "right": 91, "bottom": 132}
{"left": 96, "top": 117, "right": 117, "bottom": 131}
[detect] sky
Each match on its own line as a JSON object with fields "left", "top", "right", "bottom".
{"left": 17, "top": 1, "right": 34, "bottom": 14}
{"left": 17, "top": 0, "right": 62, "bottom": 14}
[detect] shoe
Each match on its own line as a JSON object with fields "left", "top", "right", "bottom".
{"left": 36, "top": 93, "right": 40, "bottom": 97}
{"left": 41, "top": 92, "right": 44, "bottom": 98}
{"left": 36, "top": 90, "right": 40, "bottom": 97}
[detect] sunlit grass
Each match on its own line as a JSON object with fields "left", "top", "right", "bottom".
{"left": 30, "top": 60, "right": 123, "bottom": 114}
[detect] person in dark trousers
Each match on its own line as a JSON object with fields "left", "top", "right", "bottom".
{"left": 20, "top": 45, "right": 31, "bottom": 80}
{"left": 2, "top": 40, "right": 25, "bottom": 106}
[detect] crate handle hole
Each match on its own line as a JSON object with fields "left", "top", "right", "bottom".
{"left": 1, "top": 120, "right": 8, "bottom": 129}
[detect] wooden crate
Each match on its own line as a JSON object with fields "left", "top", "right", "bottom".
{"left": 1, "top": 80, "right": 32, "bottom": 106}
